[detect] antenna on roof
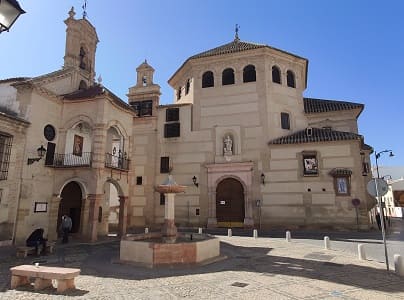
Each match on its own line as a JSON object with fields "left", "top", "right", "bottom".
{"left": 82, "top": 0, "right": 88, "bottom": 19}
{"left": 235, "top": 24, "right": 240, "bottom": 41}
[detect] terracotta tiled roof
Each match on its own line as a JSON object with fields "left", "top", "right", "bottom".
{"left": 269, "top": 127, "right": 362, "bottom": 145}
{"left": 63, "top": 84, "right": 132, "bottom": 111}
{"left": 329, "top": 168, "right": 353, "bottom": 176}
{"left": 189, "top": 40, "right": 267, "bottom": 59}
{"left": 304, "top": 98, "right": 363, "bottom": 114}
{"left": 0, "top": 77, "right": 31, "bottom": 84}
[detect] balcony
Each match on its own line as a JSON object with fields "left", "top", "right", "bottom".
{"left": 45, "top": 152, "right": 92, "bottom": 168}
{"left": 105, "top": 153, "right": 129, "bottom": 171}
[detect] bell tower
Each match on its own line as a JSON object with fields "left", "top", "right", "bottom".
{"left": 63, "top": 7, "right": 99, "bottom": 85}
{"left": 127, "top": 60, "right": 161, "bottom": 117}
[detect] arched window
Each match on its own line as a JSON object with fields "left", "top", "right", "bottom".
{"left": 185, "top": 79, "right": 190, "bottom": 95}
{"left": 202, "top": 71, "right": 214, "bottom": 88}
{"left": 79, "top": 80, "right": 87, "bottom": 90}
{"left": 243, "top": 65, "right": 256, "bottom": 83}
{"left": 272, "top": 66, "right": 281, "bottom": 84}
{"left": 287, "top": 70, "right": 296, "bottom": 88}
{"left": 79, "top": 47, "right": 86, "bottom": 70}
{"left": 222, "top": 68, "right": 235, "bottom": 85}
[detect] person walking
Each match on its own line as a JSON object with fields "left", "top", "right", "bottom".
{"left": 60, "top": 215, "right": 72, "bottom": 243}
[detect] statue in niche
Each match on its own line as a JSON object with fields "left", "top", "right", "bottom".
{"left": 223, "top": 135, "right": 233, "bottom": 156}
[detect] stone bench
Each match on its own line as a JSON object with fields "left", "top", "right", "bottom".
{"left": 16, "top": 242, "right": 56, "bottom": 258}
{"left": 10, "top": 265, "right": 80, "bottom": 293}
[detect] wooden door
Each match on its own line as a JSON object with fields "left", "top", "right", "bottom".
{"left": 216, "top": 178, "right": 244, "bottom": 227}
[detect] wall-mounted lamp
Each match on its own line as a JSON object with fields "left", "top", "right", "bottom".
{"left": 261, "top": 173, "right": 265, "bottom": 185}
{"left": 27, "top": 145, "right": 47, "bottom": 165}
{"left": 192, "top": 176, "right": 199, "bottom": 187}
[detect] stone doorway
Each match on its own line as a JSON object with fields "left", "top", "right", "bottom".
{"left": 58, "top": 181, "right": 82, "bottom": 234}
{"left": 216, "top": 178, "right": 245, "bottom": 227}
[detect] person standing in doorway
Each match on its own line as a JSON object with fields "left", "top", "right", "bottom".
{"left": 60, "top": 215, "right": 72, "bottom": 243}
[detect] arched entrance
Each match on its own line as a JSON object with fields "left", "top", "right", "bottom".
{"left": 216, "top": 178, "right": 245, "bottom": 227}
{"left": 104, "top": 181, "right": 120, "bottom": 236}
{"left": 58, "top": 181, "right": 83, "bottom": 234}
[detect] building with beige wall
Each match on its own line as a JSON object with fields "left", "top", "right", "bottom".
{"left": 0, "top": 8, "right": 375, "bottom": 245}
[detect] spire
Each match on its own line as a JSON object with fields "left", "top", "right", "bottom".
{"left": 82, "top": 0, "right": 88, "bottom": 19}
{"left": 234, "top": 24, "right": 240, "bottom": 41}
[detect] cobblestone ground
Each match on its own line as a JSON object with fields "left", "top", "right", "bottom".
{"left": 0, "top": 236, "right": 403, "bottom": 299}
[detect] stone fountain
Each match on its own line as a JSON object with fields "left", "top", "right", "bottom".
{"left": 120, "top": 175, "right": 220, "bottom": 267}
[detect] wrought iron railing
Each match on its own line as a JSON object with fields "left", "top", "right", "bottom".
{"left": 47, "top": 152, "right": 92, "bottom": 168}
{"left": 105, "top": 153, "right": 129, "bottom": 171}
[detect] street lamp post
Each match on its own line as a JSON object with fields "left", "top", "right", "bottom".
{"left": 0, "top": 0, "right": 25, "bottom": 34}
{"left": 374, "top": 149, "right": 394, "bottom": 272}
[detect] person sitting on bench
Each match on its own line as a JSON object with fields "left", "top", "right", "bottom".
{"left": 26, "top": 228, "right": 47, "bottom": 255}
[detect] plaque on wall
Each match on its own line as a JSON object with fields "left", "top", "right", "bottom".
{"left": 44, "top": 124, "right": 56, "bottom": 141}
{"left": 34, "top": 202, "right": 48, "bottom": 213}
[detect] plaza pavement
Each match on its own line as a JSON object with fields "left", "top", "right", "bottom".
{"left": 0, "top": 230, "right": 403, "bottom": 300}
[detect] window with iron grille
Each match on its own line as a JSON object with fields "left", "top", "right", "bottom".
{"left": 0, "top": 133, "right": 13, "bottom": 180}
{"left": 160, "top": 156, "right": 170, "bottom": 173}
{"left": 164, "top": 123, "right": 180, "bottom": 138}
{"left": 166, "top": 108, "right": 179, "bottom": 122}
{"left": 131, "top": 100, "right": 153, "bottom": 117}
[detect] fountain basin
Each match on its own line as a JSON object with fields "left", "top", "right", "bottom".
{"left": 120, "top": 232, "right": 220, "bottom": 267}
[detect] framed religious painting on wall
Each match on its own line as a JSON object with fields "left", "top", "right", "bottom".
{"left": 302, "top": 153, "right": 318, "bottom": 175}
{"left": 73, "top": 134, "right": 83, "bottom": 156}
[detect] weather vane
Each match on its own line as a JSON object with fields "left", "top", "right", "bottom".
{"left": 235, "top": 24, "right": 240, "bottom": 41}
{"left": 82, "top": 0, "right": 88, "bottom": 19}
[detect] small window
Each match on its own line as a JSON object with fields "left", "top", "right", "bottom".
{"left": 79, "top": 47, "right": 86, "bottom": 70}
{"left": 202, "top": 71, "right": 214, "bottom": 88}
{"left": 0, "top": 133, "right": 13, "bottom": 180}
{"left": 164, "top": 123, "right": 180, "bottom": 138}
{"left": 272, "top": 66, "right": 281, "bottom": 84}
{"left": 302, "top": 153, "right": 318, "bottom": 176}
{"left": 195, "top": 208, "right": 200, "bottom": 216}
{"left": 166, "top": 108, "right": 179, "bottom": 122}
{"left": 136, "top": 176, "right": 143, "bottom": 185}
{"left": 160, "top": 157, "right": 170, "bottom": 173}
{"left": 281, "top": 112, "right": 290, "bottom": 130}
{"left": 334, "top": 176, "right": 350, "bottom": 196}
{"left": 243, "top": 65, "right": 256, "bottom": 83}
{"left": 160, "top": 193, "right": 165, "bottom": 205}
{"left": 287, "top": 70, "right": 295, "bottom": 88}
{"left": 177, "top": 87, "right": 182, "bottom": 100}
{"left": 222, "top": 68, "right": 235, "bottom": 85}
{"left": 0, "top": 189, "right": 3, "bottom": 205}
{"left": 185, "top": 79, "right": 190, "bottom": 95}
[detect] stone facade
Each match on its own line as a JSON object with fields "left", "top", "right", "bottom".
{"left": 0, "top": 9, "right": 375, "bottom": 245}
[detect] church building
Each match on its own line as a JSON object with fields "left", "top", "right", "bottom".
{"left": 0, "top": 8, "right": 374, "bottom": 244}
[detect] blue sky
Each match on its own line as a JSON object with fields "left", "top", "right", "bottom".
{"left": 1, "top": 0, "right": 403, "bottom": 171}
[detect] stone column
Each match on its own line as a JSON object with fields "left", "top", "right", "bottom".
{"left": 118, "top": 196, "right": 128, "bottom": 237}
{"left": 207, "top": 189, "right": 217, "bottom": 228}
{"left": 47, "top": 194, "right": 62, "bottom": 241}
{"left": 161, "top": 193, "right": 177, "bottom": 237}
{"left": 87, "top": 194, "right": 102, "bottom": 242}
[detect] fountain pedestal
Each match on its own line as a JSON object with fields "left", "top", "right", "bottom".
{"left": 120, "top": 175, "right": 221, "bottom": 267}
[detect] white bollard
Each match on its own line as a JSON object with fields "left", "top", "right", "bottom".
{"left": 198, "top": 227, "right": 203, "bottom": 234}
{"left": 253, "top": 229, "right": 258, "bottom": 239}
{"left": 324, "top": 236, "right": 330, "bottom": 250}
{"left": 286, "top": 230, "right": 291, "bottom": 242}
{"left": 358, "top": 244, "right": 366, "bottom": 260}
{"left": 145, "top": 227, "right": 149, "bottom": 234}
{"left": 394, "top": 254, "right": 404, "bottom": 276}
{"left": 228, "top": 228, "right": 232, "bottom": 237}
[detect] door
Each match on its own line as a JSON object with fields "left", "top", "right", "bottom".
{"left": 58, "top": 182, "right": 82, "bottom": 234}
{"left": 216, "top": 178, "right": 244, "bottom": 227}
